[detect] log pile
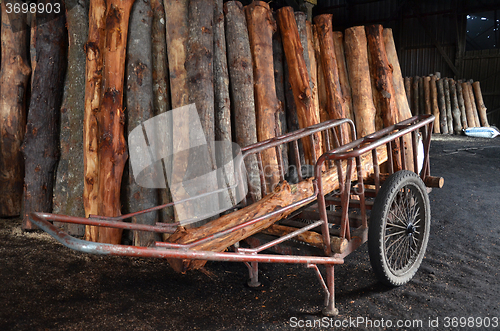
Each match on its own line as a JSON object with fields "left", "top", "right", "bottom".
{"left": 404, "top": 74, "right": 490, "bottom": 134}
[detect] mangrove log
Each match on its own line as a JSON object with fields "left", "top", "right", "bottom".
{"left": 472, "top": 81, "right": 489, "bottom": 127}
{"left": 437, "top": 79, "right": 448, "bottom": 134}
{"left": 456, "top": 81, "right": 468, "bottom": 129}
{"left": 430, "top": 76, "right": 440, "bottom": 133}
{"left": 449, "top": 79, "right": 462, "bottom": 134}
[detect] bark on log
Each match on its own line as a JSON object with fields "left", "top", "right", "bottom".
{"left": 93, "top": 0, "right": 135, "bottom": 243}
{"left": 344, "top": 26, "right": 376, "bottom": 139}
{"left": 224, "top": 1, "right": 261, "bottom": 202}
{"left": 278, "top": 7, "right": 323, "bottom": 165}
{"left": 467, "top": 82, "right": 481, "bottom": 127}
{"left": 21, "top": 1, "right": 67, "bottom": 230}
{"left": 383, "top": 28, "right": 413, "bottom": 172}
{"left": 167, "top": 146, "right": 388, "bottom": 272}
{"left": 333, "top": 31, "right": 354, "bottom": 140}
{"left": 443, "top": 78, "right": 454, "bottom": 134}
{"left": 430, "top": 76, "right": 440, "bottom": 133}
{"left": 245, "top": 2, "right": 280, "bottom": 194}
{"left": 456, "top": 81, "right": 468, "bottom": 129}
{"left": 472, "top": 81, "right": 489, "bottom": 127}
{"left": 125, "top": 0, "right": 159, "bottom": 246}
{"left": 449, "top": 79, "right": 462, "bottom": 134}
{"left": 306, "top": 21, "right": 321, "bottom": 136}
{"left": 314, "top": 14, "right": 348, "bottom": 146}
{"left": 365, "top": 24, "right": 402, "bottom": 171}
{"left": 83, "top": 0, "right": 106, "bottom": 239}
{"left": 53, "top": 0, "right": 88, "bottom": 235}
{"left": 412, "top": 76, "right": 419, "bottom": 116}
{"left": 419, "top": 76, "right": 425, "bottom": 116}
{"left": 151, "top": 0, "right": 173, "bottom": 223}
{"left": 462, "top": 82, "right": 476, "bottom": 128}
{"left": 437, "top": 79, "right": 448, "bottom": 134}
{"left": 313, "top": 25, "right": 328, "bottom": 124}
{"left": 0, "top": 1, "right": 31, "bottom": 217}
{"left": 404, "top": 77, "right": 412, "bottom": 114}
{"left": 423, "top": 76, "right": 431, "bottom": 115}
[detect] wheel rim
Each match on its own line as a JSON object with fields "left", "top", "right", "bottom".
{"left": 383, "top": 183, "right": 426, "bottom": 276}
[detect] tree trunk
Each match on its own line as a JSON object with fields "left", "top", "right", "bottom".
{"left": 449, "top": 79, "right": 462, "bottom": 134}
{"left": 423, "top": 76, "right": 431, "bottom": 115}
{"left": 443, "top": 78, "right": 453, "bottom": 134}
{"left": 419, "top": 76, "right": 425, "bottom": 116}
{"left": 412, "top": 76, "right": 419, "bottom": 116}
{"left": 383, "top": 28, "right": 413, "bottom": 172}
{"left": 344, "top": 26, "right": 376, "bottom": 139}
{"left": 314, "top": 25, "right": 328, "bottom": 124}
{"left": 83, "top": 0, "right": 106, "bottom": 240}
{"left": 93, "top": 0, "right": 135, "bottom": 243}
{"left": 306, "top": 21, "right": 320, "bottom": 128}
{"left": 151, "top": 0, "right": 173, "bottom": 224}
{"left": 314, "top": 14, "right": 348, "bottom": 146}
{"left": 125, "top": 0, "right": 159, "bottom": 246}
{"left": 21, "top": 0, "right": 67, "bottom": 230}
{"left": 456, "top": 81, "right": 468, "bottom": 129}
{"left": 430, "top": 76, "right": 440, "bottom": 133}
{"left": 278, "top": 7, "right": 322, "bottom": 166}
{"left": 472, "top": 81, "right": 489, "bottom": 127}
{"left": 223, "top": 1, "right": 261, "bottom": 202}
{"left": 467, "top": 82, "right": 480, "bottom": 127}
{"left": 167, "top": 146, "right": 388, "bottom": 272}
{"left": 437, "top": 79, "right": 448, "bottom": 134}
{"left": 462, "top": 82, "right": 475, "bottom": 128}
{"left": 245, "top": 1, "right": 280, "bottom": 194}
{"left": 53, "top": 0, "right": 88, "bottom": 235}
{"left": 404, "top": 77, "right": 412, "bottom": 114}
{"left": 0, "top": 1, "right": 31, "bottom": 217}
{"left": 365, "top": 24, "right": 402, "bottom": 172}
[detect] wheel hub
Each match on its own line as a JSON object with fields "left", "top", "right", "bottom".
{"left": 406, "top": 223, "right": 416, "bottom": 236}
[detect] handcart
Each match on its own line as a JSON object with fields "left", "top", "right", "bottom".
{"left": 30, "top": 114, "right": 442, "bottom": 316}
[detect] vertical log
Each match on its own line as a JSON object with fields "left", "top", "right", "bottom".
{"left": 272, "top": 22, "right": 289, "bottom": 174}
{"left": 430, "top": 76, "right": 440, "bottom": 133}
{"left": 412, "top": 76, "right": 420, "bottom": 116}
{"left": 151, "top": 0, "right": 173, "bottom": 223}
{"left": 437, "top": 79, "right": 448, "bottom": 134}
{"left": 0, "top": 1, "right": 31, "bottom": 217}
{"left": 83, "top": 0, "right": 106, "bottom": 239}
{"left": 344, "top": 26, "right": 376, "bottom": 138}
{"left": 423, "top": 76, "right": 431, "bottom": 115}
{"left": 456, "top": 81, "right": 468, "bottom": 129}
{"left": 472, "top": 81, "right": 489, "bottom": 127}
{"left": 245, "top": 1, "right": 280, "bottom": 193}
{"left": 467, "top": 82, "right": 481, "bottom": 127}
{"left": 418, "top": 76, "right": 425, "bottom": 116}
{"left": 383, "top": 28, "right": 413, "bottom": 171}
{"left": 443, "top": 78, "right": 454, "bottom": 134}
{"left": 313, "top": 25, "right": 328, "bottom": 123}
{"left": 125, "top": 0, "right": 159, "bottom": 246}
{"left": 449, "top": 79, "right": 462, "bottom": 134}
{"left": 314, "top": 14, "right": 348, "bottom": 146}
{"left": 404, "top": 77, "right": 412, "bottom": 114}
{"left": 94, "top": 0, "right": 135, "bottom": 243}
{"left": 22, "top": 0, "right": 67, "bottom": 230}
{"left": 224, "top": 1, "right": 261, "bottom": 202}
{"left": 306, "top": 22, "right": 321, "bottom": 134}
{"left": 462, "top": 82, "right": 476, "bottom": 128}
{"left": 53, "top": 0, "right": 88, "bottom": 235}
{"left": 365, "top": 24, "right": 402, "bottom": 171}
{"left": 278, "top": 7, "right": 322, "bottom": 165}
{"left": 333, "top": 31, "right": 354, "bottom": 135}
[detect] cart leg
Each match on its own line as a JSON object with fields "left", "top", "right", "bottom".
{"left": 245, "top": 261, "right": 261, "bottom": 287}
{"left": 323, "top": 265, "right": 339, "bottom": 316}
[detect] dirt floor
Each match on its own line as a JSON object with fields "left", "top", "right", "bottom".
{"left": 1, "top": 135, "right": 499, "bottom": 331}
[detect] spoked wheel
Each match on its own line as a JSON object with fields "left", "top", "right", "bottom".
{"left": 368, "top": 170, "right": 431, "bottom": 287}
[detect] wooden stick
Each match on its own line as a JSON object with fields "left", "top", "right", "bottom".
{"left": 437, "top": 79, "right": 448, "bottom": 134}
{"left": 314, "top": 14, "right": 348, "bottom": 146}
{"left": 472, "top": 81, "right": 489, "bottom": 127}
{"left": 246, "top": 1, "right": 281, "bottom": 193}
{"left": 167, "top": 147, "right": 388, "bottom": 272}
{"left": 224, "top": 1, "right": 261, "bottom": 202}
{"left": 0, "top": 1, "right": 31, "bottom": 217}
{"left": 278, "top": 7, "right": 323, "bottom": 166}
{"left": 430, "top": 76, "right": 440, "bottom": 133}
{"left": 443, "top": 78, "right": 454, "bottom": 134}
{"left": 456, "top": 80, "right": 468, "bottom": 129}
{"left": 344, "top": 26, "right": 376, "bottom": 138}
{"left": 449, "top": 79, "right": 462, "bottom": 134}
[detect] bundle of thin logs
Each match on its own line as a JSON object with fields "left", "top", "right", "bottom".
{"left": 404, "top": 73, "right": 490, "bottom": 134}
{"left": 1, "top": 1, "right": 415, "bottom": 264}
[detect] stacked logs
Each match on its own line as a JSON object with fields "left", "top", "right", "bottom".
{"left": 404, "top": 74, "right": 490, "bottom": 134}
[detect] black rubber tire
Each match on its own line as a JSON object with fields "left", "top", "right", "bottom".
{"left": 368, "top": 170, "right": 431, "bottom": 287}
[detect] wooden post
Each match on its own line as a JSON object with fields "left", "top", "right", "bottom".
{"left": 443, "top": 78, "right": 454, "bottom": 134}
{"left": 314, "top": 14, "right": 348, "bottom": 146}
{"left": 245, "top": 1, "right": 280, "bottom": 194}
{"left": 404, "top": 77, "right": 412, "bottom": 114}
{"left": 365, "top": 24, "right": 402, "bottom": 171}
{"left": 467, "top": 82, "right": 481, "bottom": 127}
{"left": 333, "top": 31, "right": 354, "bottom": 125}
{"left": 306, "top": 21, "right": 321, "bottom": 135}
{"left": 449, "top": 79, "right": 462, "bottom": 134}
{"left": 278, "top": 7, "right": 323, "bottom": 165}
{"left": 21, "top": 0, "right": 67, "bottom": 230}
{"left": 423, "top": 76, "right": 431, "bottom": 115}
{"left": 0, "top": 1, "right": 31, "bottom": 217}
{"left": 125, "top": 0, "right": 159, "bottom": 246}
{"left": 93, "top": 0, "right": 135, "bottom": 243}
{"left": 224, "top": 1, "right": 261, "bottom": 202}
{"left": 472, "top": 81, "right": 489, "bottom": 127}
{"left": 412, "top": 76, "right": 420, "bottom": 115}
{"left": 419, "top": 76, "right": 425, "bottom": 116}
{"left": 83, "top": 0, "right": 106, "bottom": 239}
{"left": 462, "top": 82, "right": 476, "bottom": 128}
{"left": 344, "top": 26, "right": 376, "bottom": 138}
{"left": 437, "top": 79, "right": 448, "bottom": 134}
{"left": 53, "top": 0, "right": 88, "bottom": 235}
{"left": 430, "top": 76, "right": 440, "bottom": 133}
{"left": 313, "top": 25, "right": 329, "bottom": 124}
{"left": 456, "top": 81, "right": 468, "bottom": 129}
